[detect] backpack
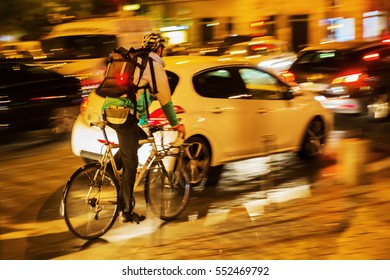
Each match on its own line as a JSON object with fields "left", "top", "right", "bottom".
{"left": 96, "top": 47, "right": 157, "bottom": 100}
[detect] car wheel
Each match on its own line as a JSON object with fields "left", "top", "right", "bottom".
{"left": 184, "top": 137, "right": 211, "bottom": 186}
{"left": 298, "top": 118, "right": 326, "bottom": 159}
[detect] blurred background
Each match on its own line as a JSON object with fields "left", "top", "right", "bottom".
{"left": 1, "top": 0, "right": 389, "bottom": 53}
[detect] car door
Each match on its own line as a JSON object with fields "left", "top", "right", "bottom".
{"left": 237, "top": 67, "right": 304, "bottom": 153}
{"left": 194, "top": 67, "right": 264, "bottom": 158}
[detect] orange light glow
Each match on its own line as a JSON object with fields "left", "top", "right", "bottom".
{"left": 332, "top": 73, "right": 362, "bottom": 84}
{"left": 279, "top": 71, "right": 295, "bottom": 83}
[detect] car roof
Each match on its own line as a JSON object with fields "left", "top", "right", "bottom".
{"left": 301, "top": 39, "right": 385, "bottom": 52}
{"left": 163, "top": 55, "right": 251, "bottom": 73}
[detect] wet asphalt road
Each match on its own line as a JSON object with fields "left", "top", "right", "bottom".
{"left": 1, "top": 114, "right": 390, "bottom": 260}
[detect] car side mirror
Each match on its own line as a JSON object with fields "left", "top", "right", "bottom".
{"left": 285, "top": 88, "right": 300, "bottom": 100}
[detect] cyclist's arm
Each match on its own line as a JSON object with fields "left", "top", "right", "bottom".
{"left": 145, "top": 60, "right": 179, "bottom": 126}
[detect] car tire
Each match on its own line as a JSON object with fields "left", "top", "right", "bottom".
{"left": 184, "top": 137, "right": 211, "bottom": 187}
{"left": 298, "top": 118, "right": 326, "bottom": 159}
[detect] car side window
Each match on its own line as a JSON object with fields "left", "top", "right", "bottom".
{"left": 194, "top": 69, "right": 244, "bottom": 99}
{"left": 166, "top": 70, "right": 179, "bottom": 95}
{"left": 238, "top": 68, "right": 288, "bottom": 100}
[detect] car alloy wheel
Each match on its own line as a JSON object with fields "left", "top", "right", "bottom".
{"left": 298, "top": 118, "right": 326, "bottom": 159}
{"left": 183, "top": 137, "right": 211, "bottom": 186}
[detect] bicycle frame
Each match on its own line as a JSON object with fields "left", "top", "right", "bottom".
{"left": 94, "top": 121, "right": 184, "bottom": 191}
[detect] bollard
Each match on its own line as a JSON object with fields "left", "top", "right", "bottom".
{"left": 337, "top": 138, "right": 369, "bottom": 186}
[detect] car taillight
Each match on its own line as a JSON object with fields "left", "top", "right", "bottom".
{"left": 80, "top": 97, "right": 88, "bottom": 113}
{"left": 148, "top": 105, "right": 185, "bottom": 126}
{"left": 77, "top": 70, "right": 104, "bottom": 95}
{"left": 331, "top": 73, "right": 363, "bottom": 84}
{"left": 363, "top": 52, "right": 379, "bottom": 61}
{"left": 279, "top": 70, "right": 295, "bottom": 83}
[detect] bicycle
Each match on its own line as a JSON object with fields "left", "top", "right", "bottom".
{"left": 61, "top": 121, "right": 191, "bottom": 240}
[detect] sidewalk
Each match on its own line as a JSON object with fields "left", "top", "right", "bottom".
{"left": 55, "top": 136, "right": 390, "bottom": 260}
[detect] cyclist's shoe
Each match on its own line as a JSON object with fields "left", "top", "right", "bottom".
{"left": 120, "top": 212, "right": 145, "bottom": 224}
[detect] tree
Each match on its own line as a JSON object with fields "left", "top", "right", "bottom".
{"left": 0, "top": 0, "right": 92, "bottom": 40}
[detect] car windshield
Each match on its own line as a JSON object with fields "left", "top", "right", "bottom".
{"left": 41, "top": 35, "right": 117, "bottom": 60}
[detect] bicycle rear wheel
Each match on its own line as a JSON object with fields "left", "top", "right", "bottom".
{"left": 62, "top": 163, "right": 119, "bottom": 239}
{"left": 144, "top": 156, "right": 190, "bottom": 221}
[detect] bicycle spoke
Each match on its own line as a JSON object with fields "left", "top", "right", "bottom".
{"left": 145, "top": 162, "right": 190, "bottom": 221}
{"left": 63, "top": 164, "right": 119, "bottom": 240}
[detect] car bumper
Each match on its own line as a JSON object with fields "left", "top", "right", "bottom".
{"left": 301, "top": 83, "right": 373, "bottom": 114}
{"left": 314, "top": 95, "right": 364, "bottom": 114}
{"left": 71, "top": 115, "right": 116, "bottom": 159}
{"left": 367, "top": 102, "right": 390, "bottom": 120}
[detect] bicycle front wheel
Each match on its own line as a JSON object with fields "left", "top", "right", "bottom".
{"left": 62, "top": 163, "right": 119, "bottom": 240}
{"left": 144, "top": 157, "right": 190, "bottom": 221}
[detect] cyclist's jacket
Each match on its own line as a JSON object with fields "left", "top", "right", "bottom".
{"left": 101, "top": 52, "right": 178, "bottom": 126}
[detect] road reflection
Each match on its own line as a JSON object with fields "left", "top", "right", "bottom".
{"left": 2, "top": 122, "right": 389, "bottom": 260}
{"left": 181, "top": 152, "right": 332, "bottom": 224}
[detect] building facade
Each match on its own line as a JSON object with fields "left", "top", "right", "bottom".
{"left": 141, "top": 0, "right": 390, "bottom": 52}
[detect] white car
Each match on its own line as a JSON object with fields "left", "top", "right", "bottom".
{"left": 220, "top": 36, "right": 297, "bottom": 74}
{"left": 71, "top": 55, "right": 333, "bottom": 185}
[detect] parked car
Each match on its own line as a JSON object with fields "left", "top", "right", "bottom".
{"left": 71, "top": 56, "right": 334, "bottom": 185}
{"left": 0, "top": 62, "right": 83, "bottom": 134}
{"left": 220, "top": 36, "right": 297, "bottom": 74}
{"left": 282, "top": 39, "right": 390, "bottom": 120}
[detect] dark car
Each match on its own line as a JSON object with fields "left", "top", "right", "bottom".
{"left": 0, "top": 62, "right": 83, "bottom": 134}
{"left": 284, "top": 39, "right": 390, "bottom": 120}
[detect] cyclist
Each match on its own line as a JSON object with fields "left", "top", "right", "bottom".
{"left": 101, "top": 33, "right": 186, "bottom": 224}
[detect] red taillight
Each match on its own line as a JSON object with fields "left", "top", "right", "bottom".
{"left": 331, "top": 73, "right": 363, "bottom": 84}
{"left": 80, "top": 78, "right": 102, "bottom": 88}
{"left": 80, "top": 97, "right": 88, "bottom": 113}
{"left": 340, "top": 104, "right": 357, "bottom": 109}
{"left": 148, "top": 105, "right": 185, "bottom": 126}
{"left": 97, "top": 139, "right": 116, "bottom": 145}
{"left": 363, "top": 52, "right": 379, "bottom": 61}
{"left": 279, "top": 71, "right": 295, "bottom": 83}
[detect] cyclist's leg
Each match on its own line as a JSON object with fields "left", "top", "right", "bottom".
{"left": 114, "top": 118, "right": 144, "bottom": 223}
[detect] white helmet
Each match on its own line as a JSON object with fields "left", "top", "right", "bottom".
{"left": 142, "top": 33, "right": 167, "bottom": 51}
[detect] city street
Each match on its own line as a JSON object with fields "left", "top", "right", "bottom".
{"left": 1, "top": 114, "right": 390, "bottom": 260}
